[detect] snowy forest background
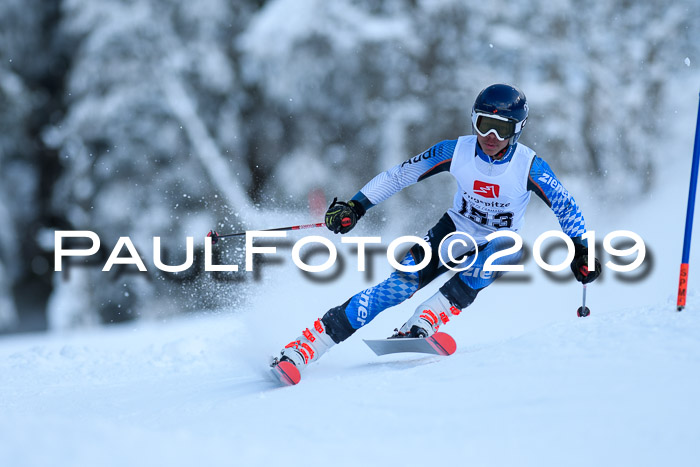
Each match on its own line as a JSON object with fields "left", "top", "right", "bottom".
{"left": 0, "top": 0, "right": 698, "bottom": 333}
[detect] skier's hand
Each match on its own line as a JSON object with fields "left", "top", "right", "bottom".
{"left": 325, "top": 198, "right": 365, "bottom": 234}
{"left": 570, "top": 243, "right": 601, "bottom": 284}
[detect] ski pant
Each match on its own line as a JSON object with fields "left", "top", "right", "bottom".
{"left": 321, "top": 213, "right": 523, "bottom": 344}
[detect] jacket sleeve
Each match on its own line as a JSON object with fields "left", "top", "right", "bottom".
{"left": 351, "top": 139, "right": 457, "bottom": 210}
{"left": 527, "top": 156, "right": 587, "bottom": 244}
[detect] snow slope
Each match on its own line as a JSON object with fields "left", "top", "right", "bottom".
{"left": 2, "top": 88, "right": 700, "bottom": 467}
{"left": 2, "top": 183, "right": 700, "bottom": 467}
{"left": 1, "top": 294, "right": 699, "bottom": 467}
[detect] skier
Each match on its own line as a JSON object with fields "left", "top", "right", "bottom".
{"left": 272, "top": 83, "right": 602, "bottom": 373}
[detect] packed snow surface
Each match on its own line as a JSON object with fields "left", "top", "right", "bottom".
{"left": 1, "top": 296, "right": 699, "bottom": 467}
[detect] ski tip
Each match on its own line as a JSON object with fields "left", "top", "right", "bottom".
{"left": 430, "top": 332, "right": 457, "bottom": 356}
{"left": 271, "top": 360, "right": 301, "bottom": 386}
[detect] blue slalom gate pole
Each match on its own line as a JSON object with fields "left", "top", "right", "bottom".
{"left": 677, "top": 92, "right": 700, "bottom": 311}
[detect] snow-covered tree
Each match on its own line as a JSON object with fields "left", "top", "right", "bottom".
{"left": 46, "top": 0, "right": 264, "bottom": 326}
{"left": 0, "top": 0, "right": 61, "bottom": 330}
{"left": 3, "top": 0, "right": 698, "bottom": 330}
{"left": 239, "top": 0, "right": 700, "bottom": 205}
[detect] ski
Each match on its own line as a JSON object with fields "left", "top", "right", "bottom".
{"left": 363, "top": 331, "right": 457, "bottom": 357}
{"left": 270, "top": 360, "right": 301, "bottom": 386}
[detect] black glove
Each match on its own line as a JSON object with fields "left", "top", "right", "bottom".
{"left": 325, "top": 197, "right": 365, "bottom": 234}
{"left": 570, "top": 243, "right": 601, "bottom": 284}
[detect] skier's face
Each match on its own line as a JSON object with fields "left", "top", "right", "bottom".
{"left": 477, "top": 133, "right": 509, "bottom": 157}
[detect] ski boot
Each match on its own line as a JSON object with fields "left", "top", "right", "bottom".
{"left": 392, "top": 291, "right": 462, "bottom": 338}
{"left": 271, "top": 317, "right": 336, "bottom": 371}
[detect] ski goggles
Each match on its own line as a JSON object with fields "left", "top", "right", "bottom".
{"left": 471, "top": 112, "right": 524, "bottom": 141}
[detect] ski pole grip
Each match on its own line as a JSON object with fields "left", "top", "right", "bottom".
{"left": 207, "top": 230, "right": 219, "bottom": 244}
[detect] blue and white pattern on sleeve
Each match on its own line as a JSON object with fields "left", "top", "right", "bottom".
{"left": 527, "top": 156, "right": 587, "bottom": 238}
{"left": 357, "top": 140, "right": 457, "bottom": 206}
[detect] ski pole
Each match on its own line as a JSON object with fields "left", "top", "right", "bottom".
{"left": 577, "top": 284, "right": 590, "bottom": 317}
{"left": 207, "top": 223, "right": 326, "bottom": 243}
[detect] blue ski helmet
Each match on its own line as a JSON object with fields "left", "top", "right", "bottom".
{"left": 471, "top": 84, "right": 528, "bottom": 145}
